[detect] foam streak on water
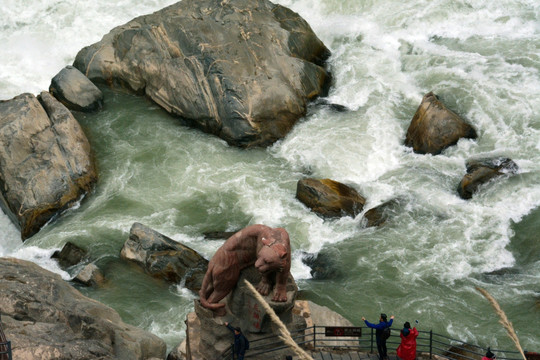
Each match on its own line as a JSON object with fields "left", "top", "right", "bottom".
{"left": 1, "top": 0, "right": 539, "bottom": 352}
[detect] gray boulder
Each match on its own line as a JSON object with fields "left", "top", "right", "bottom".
{"left": 0, "top": 92, "right": 97, "bottom": 240}
{"left": 405, "top": 92, "right": 477, "bottom": 155}
{"left": 73, "top": 263, "right": 106, "bottom": 287}
{"left": 457, "top": 157, "right": 518, "bottom": 199}
{"left": 51, "top": 241, "right": 88, "bottom": 268}
{"left": 49, "top": 65, "right": 103, "bottom": 112}
{"left": 73, "top": 0, "right": 331, "bottom": 147}
{"left": 296, "top": 178, "right": 365, "bottom": 218}
{"left": 120, "top": 222, "right": 209, "bottom": 291}
{"left": 0, "top": 257, "right": 166, "bottom": 360}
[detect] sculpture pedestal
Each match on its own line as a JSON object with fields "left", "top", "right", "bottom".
{"left": 180, "top": 266, "right": 306, "bottom": 360}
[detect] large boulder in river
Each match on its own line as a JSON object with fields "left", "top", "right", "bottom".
{"left": 120, "top": 222, "right": 208, "bottom": 291}
{"left": 296, "top": 178, "right": 365, "bottom": 218}
{"left": 457, "top": 157, "right": 518, "bottom": 199}
{"left": 49, "top": 65, "right": 103, "bottom": 112}
{"left": 405, "top": 92, "right": 477, "bottom": 155}
{"left": 0, "top": 92, "right": 97, "bottom": 240}
{"left": 73, "top": 0, "right": 331, "bottom": 148}
{"left": 0, "top": 257, "right": 166, "bottom": 360}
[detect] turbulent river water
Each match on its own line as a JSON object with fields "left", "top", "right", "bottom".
{"left": 1, "top": 0, "right": 539, "bottom": 353}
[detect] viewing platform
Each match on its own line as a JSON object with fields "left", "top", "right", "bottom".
{"left": 218, "top": 324, "right": 528, "bottom": 360}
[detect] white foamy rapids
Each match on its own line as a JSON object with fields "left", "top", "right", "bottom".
{"left": 10, "top": 246, "right": 70, "bottom": 280}
{"left": 0, "top": 212, "right": 22, "bottom": 256}
{"left": 0, "top": 0, "right": 178, "bottom": 100}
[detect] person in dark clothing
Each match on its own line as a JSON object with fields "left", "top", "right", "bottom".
{"left": 225, "top": 322, "right": 248, "bottom": 360}
{"left": 362, "top": 313, "right": 395, "bottom": 360}
{"left": 482, "top": 348, "right": 496, "bottom": 360}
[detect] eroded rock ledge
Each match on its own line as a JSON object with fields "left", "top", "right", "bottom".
{"left": 0, "top": 257, "right": 166, "bottom": 360}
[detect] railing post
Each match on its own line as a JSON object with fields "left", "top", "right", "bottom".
{"left": 429, "top": 330, "right": 433, "bottom": 359}
{"left": 371, "top": 328, "right": 374, "bottom": 354}
{"left": 313, "top": 326, "right": 317, "bottom": 349}
{"left": 8, "top": 341, "right": 12, "bottom": 360}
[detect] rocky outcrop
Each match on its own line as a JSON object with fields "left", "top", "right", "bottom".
{"left": 49, "top": 65, "right": 103, "bottom": 112}
{"left": 296, "top": 178, "right": 365, "bottom": 218}
{"left": 457, "top": 157, "right": 518, "bottom": 199}
{"left": 73, "top": 0, "right": 331, "bottom": 148}
{"left": 0, "top": 92, "right": 97, "bottom": 240}
{"left": 405, "top": 92, "right": 477, "bottom": 155}
{"left": 120, "top": 222, "right": 208, "bottom": 291}
{"left": 0, "top": 257, "right": 166, "bottom": 360}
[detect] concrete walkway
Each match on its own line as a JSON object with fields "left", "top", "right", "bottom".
{"left": 309, "top": 351, "right": 400, "bottom": 360}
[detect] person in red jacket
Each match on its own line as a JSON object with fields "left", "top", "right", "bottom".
{"left": 397, "top": 321, "right": 419, "bottom": 360}
{"left": 482, "top": 348, "right": 496, "bottom": 360}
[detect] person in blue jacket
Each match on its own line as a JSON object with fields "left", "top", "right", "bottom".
{"left": 362, "top": 313, "right": 395, "bottom": 360}
{"left": 225, "top": 322, "right": 248, "bottom": 360}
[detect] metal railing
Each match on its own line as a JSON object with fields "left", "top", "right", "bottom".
{"left": 218, "top": 325, "right": 527, "bottom": 360}
{"left": 0, "top": 314, "right": 12, "bottom": 360}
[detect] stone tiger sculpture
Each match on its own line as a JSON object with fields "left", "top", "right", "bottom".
{"left": 199, "top": 224, "right": 291, "bottom": 315}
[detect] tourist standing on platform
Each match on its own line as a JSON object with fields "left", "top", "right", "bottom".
{"left": 362, "top": 313, "right": 394, "bottom": 360}
{"left": 482, "top": 348, "right": 496, "bottom": 360}
{"left": 397, "top": 321, "right": 419, "bottom": 360}
{"left": 224, "top": 322, "right": 249, "bottom": 360}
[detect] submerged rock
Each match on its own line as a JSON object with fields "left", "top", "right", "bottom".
{"left": 0, "top": 92, "right": 97, "bottom": 240}
{"left": 202, "top": 230, "right": 239, "bottom": 240}
{"left": 457, "top": 157, "right": 518, "bottom": 199}
{"left": 49, "top": 65, "right": 103, "bottom": 112}
{"left": 301, "top": 250, "right": 342, "bottom": 280}
{"left": 120, "top": 222, "right": 208, "bottom": 291}
{"left": 73, "top": 0, "right": 331, "bottom": 148}
{"left": 51, "top": 241, "right": 88, "bottom": 268}
{"left": 443, "top": 344, "right": 482, "bottom": 360}
{"left": 405, "top": 92, "right": 477, "bottom": 155}
{"left": 0, "top": 257, "right": 166, "bottom": 360}
{"left": 296, "top": 178, "right": 365, "bottom": 218}
{"left": 361, "top": 198, "right": 403, "bottom": 228}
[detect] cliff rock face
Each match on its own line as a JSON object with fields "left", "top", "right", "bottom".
{"left": 0, "top": 92, "right": 97, "bottom": 240}
{"left": 0, "top": 257, "right": 166, "bottom": 360}
{"left": 74, "top": 0, "right": 331, "bottom": 147}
